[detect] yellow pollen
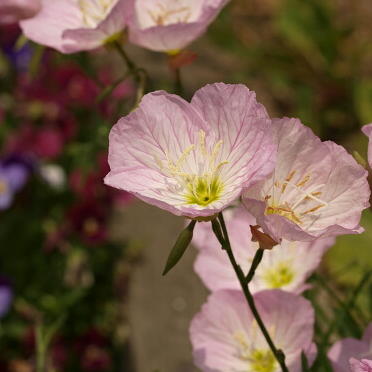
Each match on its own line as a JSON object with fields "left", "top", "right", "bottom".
{"left": 266, "top": 205, "right": 302, "bottom": 224}
{"left": 296, "top": 174, "right": 310, "bottom": 187}
{"left": 266, "top": 171, "right": 329, "bottom": 225}
{"left": 263, "top": 262, "right": 295, "bottom": 288}
{"left": 281, "top": 170, "right": 296, "bottom": 192}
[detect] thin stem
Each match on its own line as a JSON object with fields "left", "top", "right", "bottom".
{"left": 111, "top": 41, "right": 148, "bottom": 107}
{"left": 35, "top": 323, "right": 46, "bottom": 372}
{"left": 112, "top": 40, "right": 136, "bottom": 72}
{"left": 173, "top": 67, "right": 184, "bottom": 96}
{"left": 216, "top": 213, "right": 289, "bottom": 372}
{"left": 35, "top": 315, "right": 65, "bottom": 372}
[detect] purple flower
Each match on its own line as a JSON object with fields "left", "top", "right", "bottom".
{"left": 0, "top": 277, "right": 13, "bottom": 318}
{"left": 0, "top": 161, "right": 29, "bottom": 210}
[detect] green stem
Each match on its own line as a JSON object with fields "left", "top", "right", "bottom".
{"left": 216, "top": 212, "right": 289, "bottom": 372}
{"left": 36, "top": 323, "right": 47, "bottom": 372}
{"left": 174, "top": 67, "right": 184, "bottom": 96}
{"left": 111, "top": 41, "right": 147, "bottom": 107}
{"left": 112, "top": 40, "right": 136, "bottom": 72}
{"left": 35, "top": 316, "right": 65, "bottom": 372}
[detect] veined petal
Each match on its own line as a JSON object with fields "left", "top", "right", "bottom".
{"left": 20, "top": 0, "right": 126, "bottom": 53}
{"left": 191, "top": 83, "right": 276, "bottom": 189}
{"left": 105, "top": 84, "right": 276, "bottom": 218}
{"left": 20, "top": 0, "right": 83, "bottom": 53}
{"left": 193, "top": 206, "right": 334, "bottom": 293}
{"left": 190, "top": 289, "right": 315, "bottom": 372}
{"left": 243, "top": 117, "right": 370, "bottom": 242}
{"left": 128, "top": 0, "right": 229, "bottom": 52}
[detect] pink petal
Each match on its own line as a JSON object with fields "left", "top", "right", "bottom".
{"left": 0, "top": 0, "right": 41, "bottom": 24}
{"left": 128, "top": 0, "right": 229, "bottom": 52}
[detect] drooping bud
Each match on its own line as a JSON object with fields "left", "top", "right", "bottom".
{"left": 162, "top": 220, "right": 196, "bottom": 275}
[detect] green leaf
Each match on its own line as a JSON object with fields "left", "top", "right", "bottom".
{"left": 162, "top": 220, "right": 196, "bottom": 275}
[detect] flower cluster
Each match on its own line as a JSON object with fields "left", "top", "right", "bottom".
{"left": 105, "top": 82, "right": 371, "bottom": 372}
{"left": 1, "top": 1, "right": 372, "bottom": 372}
{"left": 1, "top": 0, "right": 230, "bottom": 54}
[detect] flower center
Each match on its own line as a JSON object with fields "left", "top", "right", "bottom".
{"left": 262, "top": 262, "right": 294, "bottom": 288}
{"left": 249, "top": 350, "right": 277, "bottom": 372}
{"left": 157, "top": 130, "right": 228, "bottom": 207}
{"left": 184, "top": 174, "right": 223, "bottom": 206}
{"left": 234, "top": 332, "right": 277, "bottom": 372}
{"left": 264, "top": 170, "right": 328, "bottom": 226}
{"left": 78, "top": 0, "right": 117, "bottom": 28}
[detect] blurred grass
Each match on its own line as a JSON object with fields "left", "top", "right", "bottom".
{"left": 325, "top": 210, "right": 372, "bottom": 286}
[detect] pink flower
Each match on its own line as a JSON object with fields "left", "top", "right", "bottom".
{"left": 328, "top": 324, "right": 372, "bottom": 372}
{"left": 243, "top": 117, "right": 370, "bottom": 242}
{"left": 362, "top": 124, "right": 372, "bottom": 169}
{"left": 104, "top": 83, "right": 276, "bottom": 218}
{"left": 127, "top": 0, "right": 230, "bottom": 52}
{"left": 0, "top": 0, "right": 41, "bottom": 25}
{"left": 193, "top": 206, "right": 334, "bottom": 293}
{"left": 190, "top": 289, "right": 316, "bottom": 372}
{"left": 20, "top": 0, "right": 129, "bottom": 53}
{"left": 350, "top": 358, "right": 372, "bottom": 372}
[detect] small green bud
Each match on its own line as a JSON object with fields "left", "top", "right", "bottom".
{"left": 162, "top": 220, "right": 196, "bottom": 276}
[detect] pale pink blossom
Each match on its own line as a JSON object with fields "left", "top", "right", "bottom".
{"left": 243, "top": 118, "right": 370, "bottom": 242}
{"left": 0, "top": 0, "right": 41, "bottom": 24}
{"left": 127, "top": 0, "right": 230, "bottom": 52}
{"left": 328, "top": 324, "right": 372, "bottom": 372}
{"left": 193, "top": 206, "right": 334, "bottom": 293}
{"left": 362, "top": 124, "right": 372, "bottom": 169}
{"left": 350, "top": 358, "right": 372, "bottom": 372}
{"left": 104, "top": 83, "right": 276, "bottom": 218}
{"left": 20, "top": 0, "right": 128, "bottom": 53}
{"left": 190, "top": 289, "right": 316, "bottom": 372}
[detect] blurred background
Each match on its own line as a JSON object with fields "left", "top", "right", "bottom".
{"left": 0, "top": 0, "right": 372, "bottom": 371}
